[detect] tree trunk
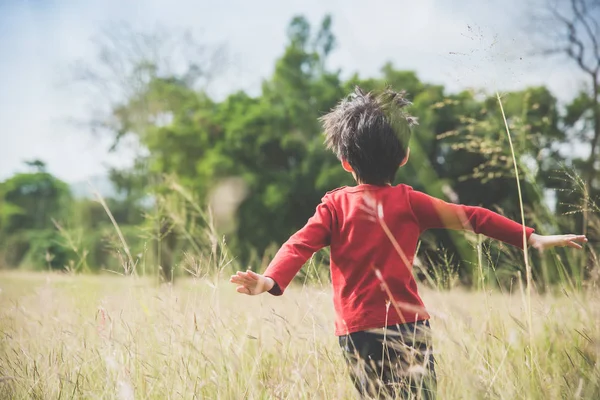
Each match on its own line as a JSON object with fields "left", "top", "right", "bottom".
{"left": 158, "top": 218, "right": 177, "bottom": 283}
{"left": 583, "top": 74, "right": 600, "bottom": 237}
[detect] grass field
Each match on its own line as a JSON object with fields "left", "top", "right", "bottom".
{"left": 0, "top": 271, "right": 599, "bottom": 399}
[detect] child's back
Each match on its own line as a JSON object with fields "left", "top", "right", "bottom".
{"left": 264, "top": 182, "right": 532, "bottom": 336}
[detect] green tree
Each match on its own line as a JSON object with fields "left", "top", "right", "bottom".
{"left": 0, "top": 164, "right": 73, "bottom": 269}
{"left": 66, "top": 14, "right": 591, "bottom": 287}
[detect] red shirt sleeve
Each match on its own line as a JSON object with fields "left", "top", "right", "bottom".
{"left": 263, "top": 200, "right": 333, "bottom": 295}
{"left": 408, "top": 189, "right": 534, "bottom": 249}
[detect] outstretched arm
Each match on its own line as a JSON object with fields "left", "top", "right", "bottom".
{"left": 409, "top": 189, "right": 534, "bottom": 248}
{"left": 229, "top": 201, "right": 332, "bottom": 296}
{"left": 409, "top": 190, "right": 586, "bottom": 250}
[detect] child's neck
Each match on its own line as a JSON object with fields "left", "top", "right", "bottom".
{"left": 355, "top": 180, "right": 392, "bottom": 186}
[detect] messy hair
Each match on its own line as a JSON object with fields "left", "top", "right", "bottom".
{"left": 320, "top": 86, "right": 417, "bottom": 185}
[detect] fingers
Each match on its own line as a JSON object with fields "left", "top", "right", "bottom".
{"left": 246, "top": 270, "right": 261, "bottom": 280}
{"left": 564, "top": 234, "right": 587, "bottom": 249}
{"left": 561, "top": 234, "right": 587, "bottom": 240}
{"left": 231, "top": 270, "right": 259, "bottom": 279}
{"left": 230, "top": 273, "right": 253, "bottom": 295}
{"left": 236, "top": 285, "right": 251, "bottom": 295}
{"left": 570, "top": 235, "right": 588, "bottom": 243}
{"left": 229, "top": 274, "right": 245, "bottom": 284}
{"left": 230, "top": 272, "right": 256, "bottom": 287}
{"left": 229, "top": 270, "right": 263, "bottom": 295}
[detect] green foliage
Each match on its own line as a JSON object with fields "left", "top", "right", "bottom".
{"left": 2, "top": 15, "right": 598, "bottom": 287}
{"left": 21, "top": 229, "right": 75, "bottom": 271}
{"left": 0, "top": 171, "right": 71, "bottom": 233}
{"left": 0, "top": 168, "right": 73, "bottom": 269}
{"left": 86, "top": 15, "right": 600, "bottom": 285}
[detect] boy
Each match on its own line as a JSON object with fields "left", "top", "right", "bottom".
{"left": 229, "top": 87, "right": 587, "bottom": 399}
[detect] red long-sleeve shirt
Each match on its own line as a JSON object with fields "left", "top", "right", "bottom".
{"left": 263, "top": 184, "right": 534, "bottom": 336}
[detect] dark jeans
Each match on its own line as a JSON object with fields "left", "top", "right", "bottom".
{"left": 339, "top": 320, "right": 437, "bottom": 399}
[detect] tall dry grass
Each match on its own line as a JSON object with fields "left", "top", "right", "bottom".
{"left": 1, "top": 271, "right": 598, "bottom": 399}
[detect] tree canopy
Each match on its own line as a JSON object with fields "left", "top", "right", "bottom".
{"left": 1, "top": 15, "right": 597, "bottom": 289}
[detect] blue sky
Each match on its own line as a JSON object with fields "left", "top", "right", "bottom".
{"left": 0, "top": 0, "right": 583, "bottom": 184}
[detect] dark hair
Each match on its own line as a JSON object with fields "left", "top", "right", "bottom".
{"left": 320, "top": 86, "right": 416, "bottom": 185}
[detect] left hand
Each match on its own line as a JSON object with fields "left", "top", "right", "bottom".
{"left": 229, "top": 270, "right": 275, "bottom": 295}
{"left": 528, "top": 233, "right": 587, "bottom": 252}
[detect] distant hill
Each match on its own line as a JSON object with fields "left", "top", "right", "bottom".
{"left": 70, "top": 175, "right": 119, "bottom": 199}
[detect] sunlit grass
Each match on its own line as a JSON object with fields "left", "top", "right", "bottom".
{"left": 1, "top": 271, "right": 598, "bottom": 399}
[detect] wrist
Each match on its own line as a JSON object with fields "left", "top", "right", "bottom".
{"left": 264, "top": 277, "right": 275, "bottom": 291}
{"left": 528, "top": 233, "right": 539, "bottom": 247}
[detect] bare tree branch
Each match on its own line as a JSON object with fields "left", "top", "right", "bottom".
{"left": 523, "top": 0, "right": 600, "bottom": 233}
{"left": 69, "top": 23, "right": 227, "bottom": 146}
{"left": 572, "top": 0, "right": 600, "bottom": 71}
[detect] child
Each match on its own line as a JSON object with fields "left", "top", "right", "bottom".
{"left": 229, "top": 87, "right": 587, "bottom": 399}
